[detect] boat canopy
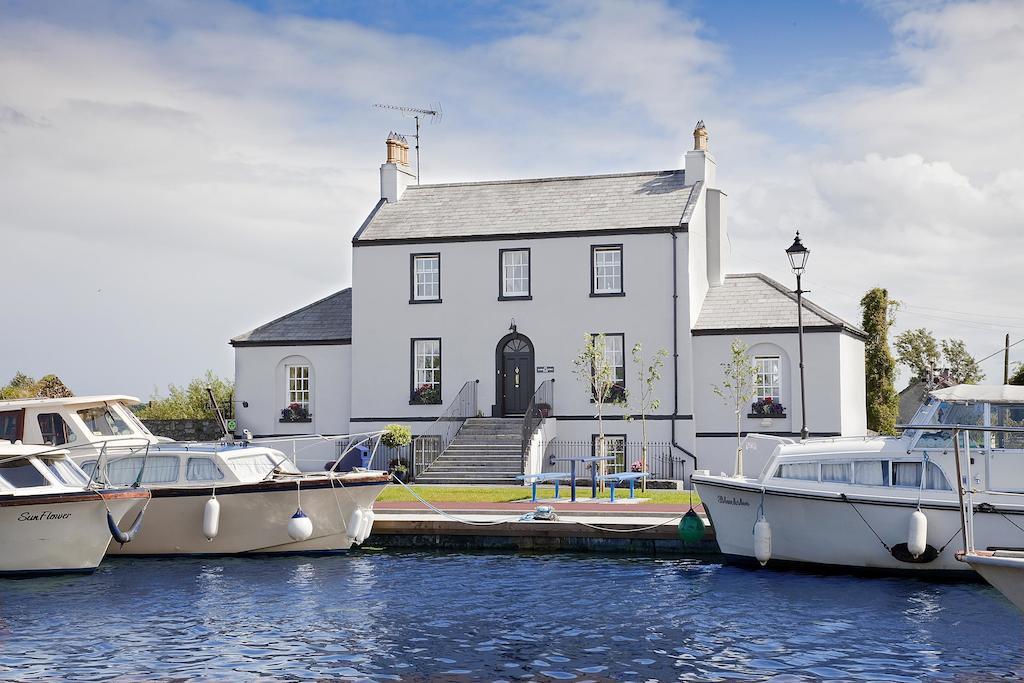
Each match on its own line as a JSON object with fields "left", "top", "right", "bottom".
{"left": 929, "top": 385, "right": 1024, "bottom": 404}
{"left": 0, "top": 395, "right": 142, "bottom": 410}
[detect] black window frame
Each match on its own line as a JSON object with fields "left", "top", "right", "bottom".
{"left": 589, "top": 332, "right": 627, "bottom": 403}
{"left": 590, "top": 244, "right": 624, "bottom": 297}
{"left": 409, "top": 337, "right": 443, "bottom": 405}
{"left": 409, "top": 252, "right": 442, "bottom": 304}
{"left": 497, "top": 247, "right": 532, "bottom": 301}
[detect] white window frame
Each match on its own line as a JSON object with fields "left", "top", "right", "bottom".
{"left": 411, "top": 253, "right": 441, "bottom": 302}
{"left": 754, "top": 356, "right": 782, "bottom": 403}
{"left": 500, "top": 248, "right": 530, "bottom": 299}
{"left": 286, "top": 364, "right": 311, "bottom": 409}
{"left": 591, "top": 245, "right": 623, "bottom": 295}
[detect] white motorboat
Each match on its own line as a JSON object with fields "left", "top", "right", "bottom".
{"left": 0, "top": 441, "right": 150, "bottom": 576}
{"left": 694, "top": 384, "right": 1024, "bottom": 575}
{"left": 961, "top": 551, "right": 1024, "bottom": 610}
{"left": 0, "top": 395, "right": 392, "bottom": 555}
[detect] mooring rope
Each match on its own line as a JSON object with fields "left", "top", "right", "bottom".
{"left": 841, "top": 493, "right": 892, "bottom": 552}
{"left": 572, "top": 517, "right": 682, "bottom": 533}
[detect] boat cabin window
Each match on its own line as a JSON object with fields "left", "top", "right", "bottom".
{"left": 913, "top": 401, "right": 984, "bottom": 449}
{"left": 821, "top": 462, "right": 852, "bottom": 483}
{"left": 40, "top": 456, "right": 89, "bottom": 486}
{"left": 186, "top": 457, "right": 224, "bottom": 481}
{"left": 229, "top": 453, "right": 300, "bottom": 478}
{"left": 0, "top": 410, "right": 24, "bottom": 443}
{"left": 854, "top": 460, "right": 890, "bottom": 486}
{"left": 776, "top": 462, "right": 818, "bottom": 481}
{"left": 991, "top": 404, "right": 1024, "bottom": 450}
{"left": 0, "top": 459, "right": 49, "bottom": 488}
{"left": 77, "top": 407, "right": 134, "bottom": 437}
{"left": 38, "top": 413, "right": 76, "bottom": 446}
{"left": 892, "top": 461, "right": 951, "bottom": 490}
{"left": 101, "top": 455, "right": 180, "bottom": 485}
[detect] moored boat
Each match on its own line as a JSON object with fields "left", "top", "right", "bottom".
{"left": 694, "top": 385, "right": 1024, "bottom": 575}
{"left": 0, "top": 395, "right": 392, "bottom": 555}
{"left": 1, "top": 442, "right": 150, "bottom": 576}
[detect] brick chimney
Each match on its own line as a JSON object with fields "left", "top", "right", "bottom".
{"left": 381, "top": 132, "right": 414, "bottom": 202}
{"left": 684, "top": 119, "right": 716, "bottom": 186}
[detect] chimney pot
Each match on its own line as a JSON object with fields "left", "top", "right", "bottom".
{"left": 693, "top": 120, "right": 708, "bottom": 151}
{"left": 385, "top": 132, "right": 410, "bottom": 166}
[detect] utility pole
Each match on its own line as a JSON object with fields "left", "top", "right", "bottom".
{"left": 1005, "top": 333, "right": 1011, "bottom": 384}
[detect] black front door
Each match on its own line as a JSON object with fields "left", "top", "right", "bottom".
{"left": 499, "top": 335, "right": 535, "bottom": 415}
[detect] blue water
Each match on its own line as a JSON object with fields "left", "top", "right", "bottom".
{"left": 1, "top": 551, "right": 1022, "bottom": 681}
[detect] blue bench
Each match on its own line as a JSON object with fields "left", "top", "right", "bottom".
{"left": 516, "top": 472, "right": 572, "bottom": 502}
{"left": 596, "top": 472, "right": 650, "bottom": 502}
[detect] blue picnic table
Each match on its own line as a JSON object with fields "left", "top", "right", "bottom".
{"left": 596, "top": 471, "right": 650, "bottom": 502}
{"left": 516, "top": 472, "right": 572, "bottom": 502}
{"left": 551, "top": 455, "right": 615, "bottom": 501}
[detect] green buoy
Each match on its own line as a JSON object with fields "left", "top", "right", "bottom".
{"left": 678, "top": 509, "right": 704, "bottom": 543}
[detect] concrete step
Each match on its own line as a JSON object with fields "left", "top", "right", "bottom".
{"left": 415, "top": 476, "right": 522, "bottom": 485}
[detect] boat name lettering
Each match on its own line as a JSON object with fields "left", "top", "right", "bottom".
{"left": 17, "top": 510, "right": 72, "bottom": 522}
{"left": 716, "top": 495, "right": 750, "bottom": 507}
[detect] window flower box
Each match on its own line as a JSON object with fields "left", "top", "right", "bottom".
{"left": 410, "top": 384, "right": 441, "bottom": 405}
{"left": 748, "top": 397, "right": 786, "bottom": 419}
{"left": 280, "top": 403, "right": 312, "bottom": 423}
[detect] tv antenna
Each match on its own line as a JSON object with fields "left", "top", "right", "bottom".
{"left": 374, "top": 102, "right": 442, "bottom": 184}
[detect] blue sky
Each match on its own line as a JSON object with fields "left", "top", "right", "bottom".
{"left": 2, "top": 0, "right": 1023, "bottom": 397}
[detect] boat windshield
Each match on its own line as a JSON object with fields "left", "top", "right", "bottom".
{"left": 991, "top": 404, "right": 1024, "bottom": 449}
{"left": 0, "top": 458, "right": 50, "bottom": 488}
{"left": 40, "top": 456, "right": 89, "bottom": 487}
{"left": 912, "top": 401, "right": 985, "bottom": 449}
{"left": 77, "top": 407, "right": 135, "bottom": 438}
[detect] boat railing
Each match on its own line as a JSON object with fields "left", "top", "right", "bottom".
{"left": 410, "top": 380, "right": 479, "bottom": 480}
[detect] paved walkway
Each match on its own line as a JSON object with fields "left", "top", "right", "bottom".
{"left": 377, "top": 500, "right": 704, "bottom": 515}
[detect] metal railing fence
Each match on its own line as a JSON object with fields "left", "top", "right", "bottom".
{"left": 410, "top": 380, "right": 478, "bottom": 479}
{"left": 539, "top": 439, "right": 685, "bottom": 481}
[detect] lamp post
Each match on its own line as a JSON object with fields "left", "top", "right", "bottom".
{"left": 786, "top": 231, "right": 810, "bottom": 441}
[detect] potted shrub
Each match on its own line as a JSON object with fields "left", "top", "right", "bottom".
{"left": 280, "top": 402, "right": 311, "bottom": 422}
{"left": 388, "top": 458, "right": 410, "bottom": 483}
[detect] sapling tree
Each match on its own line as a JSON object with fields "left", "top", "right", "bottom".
{"left": 626, "top": 342, "right": 668, "bottom": 491}
{"left": 712, "top": 339, "right": 756, "bottom": 477}
{"left": 573, "top": 333, "right": 625, "bottom": 489}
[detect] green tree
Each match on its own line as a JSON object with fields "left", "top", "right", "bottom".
{"left": 572, "top": 334, "right": 625, "bottom": 487}
{"left": 712, "top": 339, "right": 756, "bottom": 476}
{"left": 894, "top": 328, "right": 941, "bottom": 382}
{"left": 940, "top": 338, "right": 985, "bottom": 384}
{"left": 626, "top": 342, "right": 668, "bottom": 490}
{"left": 860, "top": 288, "right": 900, "bottom": 435}
{"left": 135, "top": 371, "right": 234, "bottom": 420}
{"left": 1010, "top": 363, "right": 1024, "bottom": 386}
{"left": 0, "top": 372, "right": 73, "bottom": 399}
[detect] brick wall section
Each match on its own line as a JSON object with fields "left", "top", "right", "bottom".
{"left": 142, "top": 419, "right": 225, "bottom": 442}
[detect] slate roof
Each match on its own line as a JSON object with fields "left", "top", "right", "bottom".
{"left": 354, "top": 170, "right": 697, "bottom": 243}
{"left": 693, "top": 274, "right": 866, "bottom": 339}
{"left": 231, "top": 288, "right": 352, "bottom": 347}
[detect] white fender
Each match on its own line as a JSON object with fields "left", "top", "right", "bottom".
{"left": 356, "top": 510, "right": 375, "bottom": 544}
{"left": 753, "top": 514, "right": 772, "bottom": 566}
{"left": 288, "top": 508, "right": 314, "bottom": 542}
{"left": 347, "top": 509, "right": 365, "bottom": 542}
{"left": 908, "top": 509, "right": 928, "bottom": 559}
{"left": 202, "top": 497, "right": 220, "bottom": 541}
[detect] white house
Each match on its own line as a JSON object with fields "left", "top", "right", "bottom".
{"left": 231, "top": 124, "right": 867, "bottom": 480}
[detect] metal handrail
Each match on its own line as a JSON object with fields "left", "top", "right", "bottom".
{"left": 411, "top": 380, "right": 478, "bottom": 479}
{"left": 520, "top": 379, "right": 555, "bottom": 473}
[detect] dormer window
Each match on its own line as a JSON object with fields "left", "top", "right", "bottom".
{"left": 411, "top": 253, "right": 441, "bottom": 303}
{"left": 591, "top": 245, "right": 623, "bottom": 296}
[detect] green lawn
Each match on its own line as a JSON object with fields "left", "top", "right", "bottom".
{"left": 378, "top": 484, "right": 700, "bottom": 506}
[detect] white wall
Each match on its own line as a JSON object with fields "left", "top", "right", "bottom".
{"left": 350, "top": 232, "right": 694, "bottom": 428}
{"left": 691, "top": 331, "right": 864, "bottom": 476}
{"left": 233, "top": 343, "right": 351, "bottom": 437}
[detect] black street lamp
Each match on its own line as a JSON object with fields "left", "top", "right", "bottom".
{"left": 786, "top": 231, "right": 810, "bottom": 441}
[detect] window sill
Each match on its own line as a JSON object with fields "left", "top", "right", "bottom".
{"left": 409, "top": 298, "right": 442, "bottom": 305}
{"left": 279, "top": 418, "right": 313, "bottom": 423}
{"left": 747, "top": 414, "right": 787, "bottom": 419}
{"left": 409, "top": 401, "right": 444, "bottom": 406}
{"left": 498, "top": 295, "right": 532, "bottom": 301}
{"left": 590, "top": 291, "right": 625, "bottom": 298}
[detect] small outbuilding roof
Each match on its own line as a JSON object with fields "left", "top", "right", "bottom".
{"left": 231, "top": 288, "right": 352, "bottom": 347}
{"left": 693, "top": 273, "right": 866, "bottom": 339}
{"left": 353, "top": 170, "right": 697, "bottom": 244}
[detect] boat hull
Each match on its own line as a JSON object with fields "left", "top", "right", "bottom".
{"left": 107, "top": 474, "right": 389, "bottom": 555}
{"left": 695, "top": 476, "right": 1024, "bottom": 575}
{"left": 0, "top": 489, "right": 149, "bottom": 576}
{"left": 964, "top": 553, "right": 1024, "bottom": 610}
